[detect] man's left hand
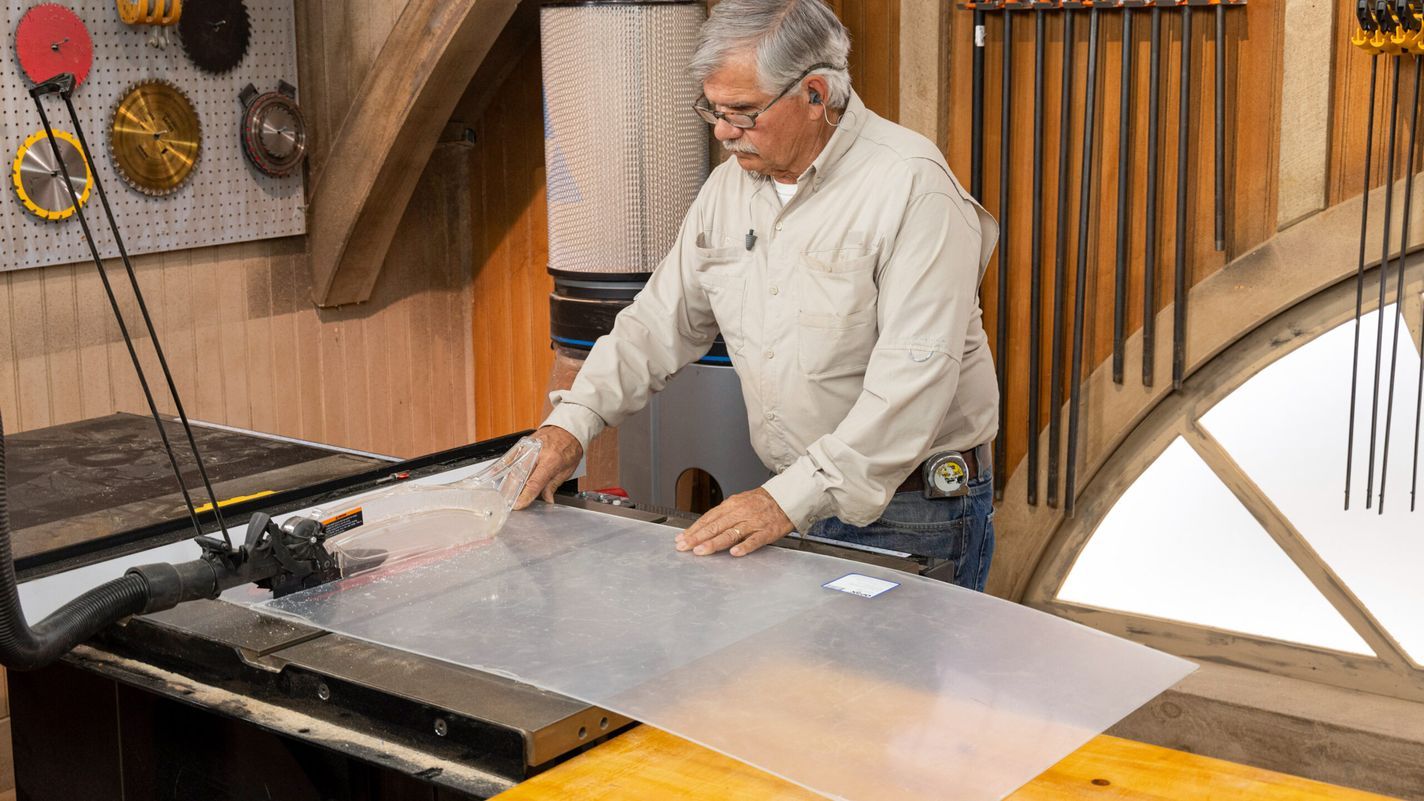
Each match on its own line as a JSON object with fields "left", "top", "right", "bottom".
{"left": 675, "top": 488, "right": 795, "bottom": 557}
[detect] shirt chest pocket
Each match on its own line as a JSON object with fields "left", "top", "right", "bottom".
{"left": 795, "top": 246, "right": 879, "bottom": 378}
{"left": 694, "top": 234, "right": 749, "bottom": 354}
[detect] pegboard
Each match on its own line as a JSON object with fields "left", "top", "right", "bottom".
{"left": 0, "top": 0, "right": 303, "bottom": 272}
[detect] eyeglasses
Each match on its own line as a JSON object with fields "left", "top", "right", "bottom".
{"left": 693, "top": 62, "right": 841, "bottom": 130}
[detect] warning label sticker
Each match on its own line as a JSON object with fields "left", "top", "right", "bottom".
{"left": 321, "top": 507, "right": 364, "bottom": 536}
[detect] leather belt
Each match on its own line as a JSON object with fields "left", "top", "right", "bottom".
{"left": 896, "top": 443, "right": 991, "bottom": 495}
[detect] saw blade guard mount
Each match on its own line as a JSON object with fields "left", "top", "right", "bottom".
{"left": 318, "top": 437, "right": 543, "bottom": 578}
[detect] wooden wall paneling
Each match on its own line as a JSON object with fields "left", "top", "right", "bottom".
{"left": 897, "top": 0, "right": 948, "bottom": 147}
{"left": 266, "top": 240, "right": 303, "bottom": 440}
{"left": 189, "top": 250, "right": 226, "bottom": 423}
{"left": 0, "top": 275, "right": 17, "bottom": 429}
{"left": 854, "top": 0, "right": 898, "bottom": 120}
{"left": 316, "top": 307, "right": 348, "bottom": 447}
{"left": 470, "top": 38, "right": 552, "bottom": 440}
{"left": 243, "top": 243, "right": 278, "bottom": 436}
{"left": 836, "top": 0, "right": 898, "bottom": 121}
{"left": 41, "top": 265, "right": 81, "bottom": 426}
{"left": 513, "top": 69, "right": 548, "bottom": 434}
{"left": 0, "top": 277, "right": 17, "bottom": 431}
{"left": 486, "top": 97, "right": 518, "bottom": 435}
{"left": 360, "top": 275, "right": 393, "bottom": 454}
{"left": 442, "top": 144, "right": 478, "bottom": 448}
{"left": 290, "top": 250, "right": 326, "bottom": 444}
{"left": 157, "top": 249, "right": 195, "bottom": 423}
{"left": 408, "top": 264, "right": 436, "bottom": 457}
{"left": 1276, "top": 0, "right": 1334, "bottom": 230}
{"left": 12, "top": 268, "right": 50, "bottom": 431}
{"left": 218, "top": 247, "right": 253, "bottom": 430}
{"left": 386, "top": 269, "right": 416, "bottom": 460}
{"left": 470, "top": 126, "right": 496, "bottom": 440}
{"left": 342, "top": 309, "right": 373, "bottom": 453}
{"left": 136, "top": 257, "right": 173, "bottom": 418}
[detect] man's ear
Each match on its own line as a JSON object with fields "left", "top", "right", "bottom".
{"left": 804, "top": 75, "right": 831, "bottom": 118}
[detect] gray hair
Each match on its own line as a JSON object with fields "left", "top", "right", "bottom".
{"left": 689, "top": 0, "right": 853, "bottom": 109}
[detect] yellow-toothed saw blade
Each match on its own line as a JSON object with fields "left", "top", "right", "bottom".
{"left": 110, "top": 78, "right": 201, "bottom": 196}
{"left": 117, "top": 0, "right": 181, "bottom": 26}
{"left": 12, "top": 129, "right": 92, "bottom": 221}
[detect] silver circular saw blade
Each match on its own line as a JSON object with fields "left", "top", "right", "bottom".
{"left": 16, "top": 135, "right": 88, "bottom": 218}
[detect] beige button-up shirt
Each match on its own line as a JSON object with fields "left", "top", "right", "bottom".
{"left": 544, "top": 91, "right": 999, "bottom": 530}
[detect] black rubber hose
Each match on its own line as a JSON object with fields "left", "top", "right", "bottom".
{"left": 0, "top": 411, "right": 151, "bottom": 670}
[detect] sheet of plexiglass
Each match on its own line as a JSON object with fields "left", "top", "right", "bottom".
{"left": 252, "top": 503, "right": 1194, "bottom": 801}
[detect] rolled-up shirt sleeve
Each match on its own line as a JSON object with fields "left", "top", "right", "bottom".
{"left": 763, "top": 189, "right": 994, "bottom": 529}
{"left": 542, "top": 204, "right": 721, "bottom": 452}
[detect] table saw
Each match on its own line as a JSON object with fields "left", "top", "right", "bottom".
{"left": 2, "top": 416, "right": 1394, "bottom": 801}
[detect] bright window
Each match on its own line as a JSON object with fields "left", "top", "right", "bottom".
{"left": 1059, "top": 306, "right": 1423, "bottom": 662}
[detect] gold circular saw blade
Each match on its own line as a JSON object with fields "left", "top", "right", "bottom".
{"left": 12, "top": 129, "right": 92, "bottom": 221}
{"left": 110, "top": 79, "right": 201, "bottom": 196}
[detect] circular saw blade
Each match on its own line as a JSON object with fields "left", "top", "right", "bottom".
{"left": 118, "top": 0, "right": 182, "bottom": 26}
{"left": 241, "top": 86, "right": 307, "bottom": 177}
{"left": 15, "top": 4, "right": 95, "bottom": 87}
{"left": 110, "top": 79, "right": 202, "bottom": 196}
{"left": 12, "top": 129, "right": 92, "bottom": 221}
{"left": 178, "top": 0, "right": 249, "bottom": 74}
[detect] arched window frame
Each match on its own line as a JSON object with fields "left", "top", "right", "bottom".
{"left": 1020, "top": 275, "right": 1424, "bottom": 704}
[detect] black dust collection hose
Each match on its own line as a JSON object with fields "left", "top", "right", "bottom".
{"left": 0, "top": 414, "right": 326, "bottom": 671}
{"left": 0, "top": 411, "right": 180, "bottom": 670}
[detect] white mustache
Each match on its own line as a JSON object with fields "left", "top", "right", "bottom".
{"left": 723, "top": 140, "right": 760, "bottom": 155}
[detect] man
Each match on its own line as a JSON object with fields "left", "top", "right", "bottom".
{"left": 515, "top": 0, "right": 1000, "bottom": 590}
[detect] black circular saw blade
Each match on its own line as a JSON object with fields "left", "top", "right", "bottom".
{"left": 179, "top": 0, "right": 251, "bottom": 75}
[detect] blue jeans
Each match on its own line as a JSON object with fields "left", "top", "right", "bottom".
{"left": 806, "top": 475, "right": 995, "bottom": 591}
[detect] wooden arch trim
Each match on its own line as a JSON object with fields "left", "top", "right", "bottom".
{"left": 989, "top": 176, "right": 1424, "bottom": 603}
{"left": 307, "top": 0, "right": 520, "bottom": 307}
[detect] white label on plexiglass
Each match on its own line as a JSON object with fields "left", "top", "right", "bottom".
{"left": 824, "top": 573, "right": 899, "bottom": 598}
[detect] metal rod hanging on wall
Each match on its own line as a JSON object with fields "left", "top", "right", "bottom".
{"left": 1027, "top": 2, "right": 1050, "bottom": 506}
{"left": 1144, "top": 3, "right": 1163, "bottom": 387}
{"left": 1213, "top": 1, "right": 1227, "bottom": 252}
{"left": 1345, "top": 45, "right": 1381, "bottom": 512}
{"left": 959, "top": 0, "right": 1248, "bottom": 508}
{"left": 1413, "top": 281, "right": 1424, "bottom": 511}
{"left": 994, "top": 6, "right": 1017, "bottom": 502}
{"left": 1367, "top": 45, "right": 1404, "bottom": 510}
{"left": 1344, "top": 1, "right": 1424, "bottom": 514}
{"left": 1171, "top": 4, "right": 1192, "bottom": 392}
{"left": 1379, "top": 51, "right": 1422, "bottom": 514}
{"left": 28, "top": 74, "right": 230, "bottom": 548}
{"left": 972, "top": 7, "right": 987, "bottom": 200}
{"left": 1046, "top": 4, "right": 1075, "bottom": 509}
{"left": 1065, "top": 3, "right": 1101, "bottom": 517}
{"left": 1112, "top": 5, "right": 1135, "bottom": 385}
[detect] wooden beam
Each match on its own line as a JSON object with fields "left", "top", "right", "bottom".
{"left": 898, "top": 0, "right": 949, "bottom": 149}
{"left": 1277, "top": 0, "right": 1335, "bottom": 231}
{"left": 1183, "top": 424, "right": 1418, "bottom": 674}
{"left": 307, "top": 0, "right": 519, "bottom": 307}
{"left": 1034, "top": 601, "right": 1424, "bottom": 704}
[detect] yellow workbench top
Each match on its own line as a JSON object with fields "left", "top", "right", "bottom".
{"left": 494, "top": 725, "right": 1397, "bottom": 801}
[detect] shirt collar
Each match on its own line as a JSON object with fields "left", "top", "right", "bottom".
{"left": 804, "top": 89, "right": 868, "bottom": 185}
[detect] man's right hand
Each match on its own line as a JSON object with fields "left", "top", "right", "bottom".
{"left": 513, "top": 426, "right": 584, "bottom": 510}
